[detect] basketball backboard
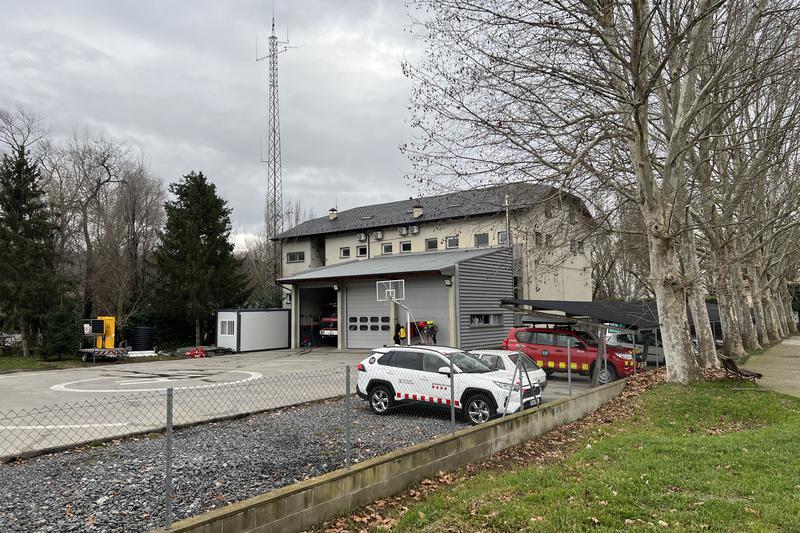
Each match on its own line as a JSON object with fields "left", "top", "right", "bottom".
{"left": 376, "top": 279, "right": 405, "bottom": 302}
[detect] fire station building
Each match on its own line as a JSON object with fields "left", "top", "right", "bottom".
{"left": 272, "top": 182, "right": 592, "bottom": 351}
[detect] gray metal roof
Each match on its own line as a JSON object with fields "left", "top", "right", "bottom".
{"left": 276, "top": 182, "right": 574, "bottom": 240}
{"left": 278, "top": 247, "right": 506, "bottom": 283}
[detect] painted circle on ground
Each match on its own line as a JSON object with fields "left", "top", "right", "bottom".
{"left": 50, "top": 370, "right": 263, "bottom": 393}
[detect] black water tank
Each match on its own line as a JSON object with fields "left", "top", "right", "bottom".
{"left": 129, "top": 326, "right": 155, "bottom": 351}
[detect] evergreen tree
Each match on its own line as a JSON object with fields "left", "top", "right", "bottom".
{"left": 0, "top": 147, "right": 62, "bottom": 357}
{"left": 40, "top": 306, "right": 82, "bottom": 359}
{"left": 154, "top": 171, "right": 249, "bottom": 345}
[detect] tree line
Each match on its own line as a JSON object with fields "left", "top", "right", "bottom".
{"left": 404, "top": 0, "right": 800, "bottom": 383}
{"left": 0, "top": 106, "right": 282, "bottom": 356}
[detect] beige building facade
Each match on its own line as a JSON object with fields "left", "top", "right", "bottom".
{"left": 278, "top": 183, "right": 592, "bottom": 302}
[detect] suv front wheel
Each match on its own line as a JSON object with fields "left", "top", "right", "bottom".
{"left": 463, "top": 393, "right": 495, "bottom": 425}
{"left": 368, "top": 384, "right": 394, "bottom": 415}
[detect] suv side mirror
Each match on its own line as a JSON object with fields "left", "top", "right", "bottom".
{"left": 573, "top": 342, "right": 585, "bottom": 350}
{"left": 438, "top": 366, "right": 451, "bottom": 375}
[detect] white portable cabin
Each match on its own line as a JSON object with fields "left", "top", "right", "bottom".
{"left": 215, "top": 308, "right": 290, "bottom": 352}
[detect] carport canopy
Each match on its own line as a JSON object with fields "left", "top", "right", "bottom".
{"left": 501, "top": 298, "right": 720, "bottom": 331}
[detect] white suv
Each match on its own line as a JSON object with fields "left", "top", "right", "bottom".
{"left": 606, "top": 331, "right": 664, "bottom": 365}
{"left": 356, "top": 345, "right": 540, "bottom": 425}
{"left": 469, "top": 349, "right": 547, "bottom": 393}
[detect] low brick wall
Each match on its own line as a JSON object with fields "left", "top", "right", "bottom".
{"left": 153, "top": 379, "right": 626, "bottom": 533}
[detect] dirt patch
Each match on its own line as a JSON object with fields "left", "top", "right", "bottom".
{"left": 310, "top": 370, "right": 668, "bottom": 533}
{"left": 702, "top": 419, "right": 765, "bottom": 435}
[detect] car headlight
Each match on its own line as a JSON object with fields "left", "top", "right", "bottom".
{"left": 493, "top": 381, "right": 520, "bottom": 392}
{"left": 617, "top": 352, "right": 634, "bottom": 360}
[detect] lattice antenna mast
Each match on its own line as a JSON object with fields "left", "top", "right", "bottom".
{"left": 257, "top": 8, "right": 293, "bottom": 283}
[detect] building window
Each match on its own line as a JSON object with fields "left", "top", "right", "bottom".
{"left": 340, "top": 247, "right": 351, "bottom": 258}
{"left": 400, "top": 240, "right": 412, "bottom": 252}
{"left": 569, "top": 206, "right": 576, "bottom": 224}
{"left": 469, "top": 314, "right": 503, "bottom": 327}
{"left": 498, "top": 231, "right": 508, "bottom": 244}
{"left": 545, "top": 234, "right": 553, "bottom": 246}
{"left": 474, "top": 233, "right": 489, "bottom": 247}
{"left": 576, "top": 240, "right": 584, "bottom": 253}
{"left": 446, "top": 235, "right": 459, "bottom": 249}
{"left": 219, "top": 320, "right": 235, "bottom": 336}
{"left": 545, "top": 202, "right": 554, "bottom": 218}
{"left": 425, "top": 238, "right": 438, "bottom": 251}
{"left": 286, "top": 251, "right": 305, "bottom": 263}
{"left": 534, "top": 232, "right": 543, "bottom": 246}
{"left": 382, "top": 242, "right": 393, "bottom": 255}
{"left": 356, "top": 245, "right": 367, "bottom": 257}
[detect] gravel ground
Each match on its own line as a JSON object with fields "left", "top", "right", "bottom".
{"left": 0, "top": 398, "right": 465, "bottom": 532}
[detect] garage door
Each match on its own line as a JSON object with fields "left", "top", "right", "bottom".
{"left": 345, "top": 278, "right": 451, "bottom": 349}
{"left": 345, "top": 284, "right": 393, "bottom": 349}
{"left": 402, "top": 277, "right": 450, "bottom": 347}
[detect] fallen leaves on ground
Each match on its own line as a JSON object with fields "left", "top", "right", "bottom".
{"left": 309, "top": 370, "right": 668, "bottom": 533}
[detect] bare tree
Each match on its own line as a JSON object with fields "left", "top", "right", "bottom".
{"left": 405, "top": 0, "right": 799, "bottom": 382}
{"left": 0, "top": 106, "right": 47, "bottom": 155}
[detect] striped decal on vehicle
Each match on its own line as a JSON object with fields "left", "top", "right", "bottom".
{"left": 396, "top": 391, "right": 460, "bottom": 407}
{"left": 540, "top": 360, "right": 589, "bottom": 371}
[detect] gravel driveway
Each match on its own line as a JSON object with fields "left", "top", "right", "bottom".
{"left": 0, "top": 398, "right": 465, "bottom": 532}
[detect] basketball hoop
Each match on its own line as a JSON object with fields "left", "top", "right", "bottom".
{"left": 376, "top": 280, "right": 405, "bottom": 302}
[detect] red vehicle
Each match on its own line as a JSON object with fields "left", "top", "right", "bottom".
{"left": 319, "top": 303, "right": 338, "bottom": 344}
{"left": 502, "top": 327, "right": 645, "bottom": 384}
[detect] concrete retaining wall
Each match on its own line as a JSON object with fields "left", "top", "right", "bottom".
{"left": 152, "top": 379, "right": 626, "bottom": 533}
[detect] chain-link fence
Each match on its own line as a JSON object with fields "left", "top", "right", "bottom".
{"left": 0, "top": 348, "right": 612, "bottom": 532}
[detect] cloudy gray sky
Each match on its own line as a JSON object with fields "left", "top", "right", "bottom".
{"left": 0, "top": 0, "right": 421, "bottom": 246}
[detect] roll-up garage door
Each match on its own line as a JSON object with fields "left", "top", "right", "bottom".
{"left": 345, "top": 278, "right": 451, "bottom": 349}
{"left": 345, "top": 284, "right": 393, "bottom": 349}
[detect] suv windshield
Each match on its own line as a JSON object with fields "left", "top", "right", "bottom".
{"left": 445, "top": 351, "right": 492, "bottom": 373}
{"left": 573, "top": 330, "right": 599, "bottom": 347}
{"left": 508, "top": 353, "right": 540, "bottom": 371}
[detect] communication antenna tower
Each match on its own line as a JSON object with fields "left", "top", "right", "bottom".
{"left": 257, "top": 6, "right": 293, "bottom": 284}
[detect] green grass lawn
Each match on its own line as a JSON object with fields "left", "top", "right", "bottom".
{"left": 0, "top": 356, "right": 86, "bottom": 373}
{"left": 395, "top": 382, "right": 800, "bottom": 532}
{"left": 0, "top": 354, "right": 180, "bottom": 374}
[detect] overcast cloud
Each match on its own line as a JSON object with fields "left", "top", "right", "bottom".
{"left": 0, "top": 0, "right": 421, "bottom": 245}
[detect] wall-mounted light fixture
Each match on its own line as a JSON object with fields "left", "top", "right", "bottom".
{"left": 333, "top": 284, "right": 339, "bottom": 291}
{"left": 444, "top": 279, "right": 452, "bottom": 287}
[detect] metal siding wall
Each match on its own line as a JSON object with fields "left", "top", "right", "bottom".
{"left": 458, "top": 249, "right": 514, "bottom": 349}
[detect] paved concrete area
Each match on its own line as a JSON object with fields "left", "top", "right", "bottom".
{"left": 0, "top": 348, "right": 590, "bottom": 459}
{"left": 744, "top": 336, "right": 800, "bottom": 398}
{"left": 0, "top": 347, "right": 365, "bottom": 410}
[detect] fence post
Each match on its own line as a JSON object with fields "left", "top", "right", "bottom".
{"left": 449, "top": 355, "right": 456, "bottom": 434}
{"left": 345, "top": 366, "right": 352, "bottom": 470}
{"left": 164, "top": 387, "right": 173, "bottom": 530}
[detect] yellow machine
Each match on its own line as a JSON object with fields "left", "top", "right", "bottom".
{"left": 95, "top": 316, "right": 116, "bottom": 349}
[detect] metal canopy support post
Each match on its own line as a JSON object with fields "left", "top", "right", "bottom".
{"left": 599, "top": 327, "right": 608, "bottom": 387}
{"left": 503, "top": 353, "right": 522, "bottom": 418}
{"left": 567, "top": 342, "right": 572, "bottom": 396}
